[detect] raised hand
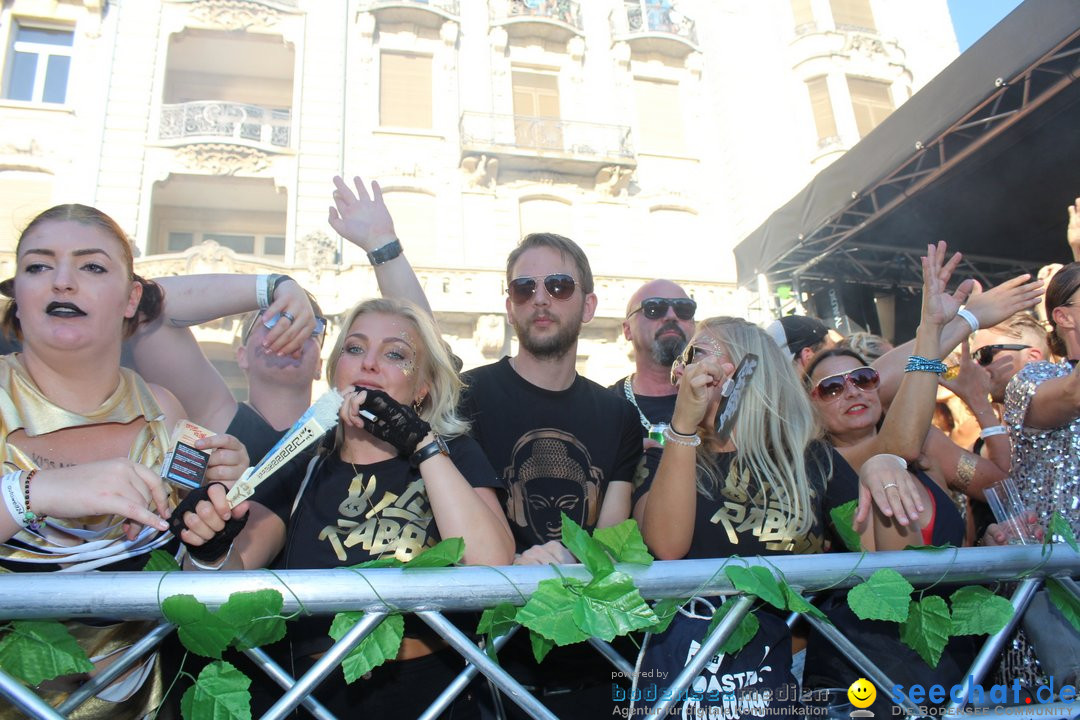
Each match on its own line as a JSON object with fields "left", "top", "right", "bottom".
{"left": 260, "top": 278, "right": 317, "bottom": 357}
{"left": 170, "top": 482, "right": 250, "bottom": 564}
{"left": 198, "top": 433, "right": 251, "bottom": 485}
{"left": 940, "top": 339, "right": 992, "bottom": 407}
{"left": 963, "top": 273, "right": 1044, "bottom": 330}
{"left": 343, "top": 387, "right": 431, "bottom": 455}
{"left": 1068, "top": 197, "right": 1080, "bottom": 261}
{"left": 327, "top": 175, "right": 396, "bottom": 252}
{"left": 921, "top": 241, "right": 974, "bottom": 327}
{"left": 670, "top": 354, "right": 735, "bottom": 436}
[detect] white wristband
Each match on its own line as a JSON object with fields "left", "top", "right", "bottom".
{"left": 979, "top": 425, "right": 1008, "bottom": 439}
{"left": 255, "top": 274, "right": 271, "bottom": 310}
{"left": 188, "top": 544, "right": 233, "bottom": 571}
{"left": 876, "top": 454, "right": 907, "bottom": 470}
{"left": 1, "top": 471, "right": 28, "bottom": 528}
{"left": 957, "top": 307, "right": 979, "bottom": 334}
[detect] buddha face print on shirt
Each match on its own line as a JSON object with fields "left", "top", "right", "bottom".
{"left": 504, "top": 428, "right": 603, "bottom": 544}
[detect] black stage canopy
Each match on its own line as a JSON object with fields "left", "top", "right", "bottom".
{"left": 734, "top": 0, "right": 1080, "bottom": 306}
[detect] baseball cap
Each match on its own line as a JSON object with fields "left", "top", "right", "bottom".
{"left": 765, "top": 315, "right": 830, "bottom": 360}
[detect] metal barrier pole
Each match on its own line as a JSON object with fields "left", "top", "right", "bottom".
{"left": 244, "top": 647, "right": 337, "bottom": 720}
{"left": 587, "top": 637, "right": 635, "bottom": 677}
{"left": 262, "top": 611, "right": 386, "bottom": 720}
{"left": 0, "top": 667, "right": 65, "bottom": 719}
{"left": 55, "top": 621, "right": 173, "bottom": 715}
{"left": 802, "top": 612, "right": 923, "bottom": 718}
{"left": 1057, "top": 576, "right": 1080, "bottom": 605}
{"left": 644, "top": 595, "right": 755, "bottom": 720}
{"left": 417, "top": 611, "right": 559, "bottom": 720}
{"left": 417, "top": 625, "right": 519, "bottom": 720}
{"left": 946, "top": 578, "right": 1041, "bottom": 713}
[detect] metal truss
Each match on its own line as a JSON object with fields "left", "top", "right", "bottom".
{"left": 764, "top": 28, "right": 1080, "bottom": 292}
{"left": 0, "top": 546, "right": 1077, "bottom": 719}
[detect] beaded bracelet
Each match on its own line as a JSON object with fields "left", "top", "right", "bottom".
{"left": 904, "top": 355, "right": 948, "bottom": 374}
{"left": 979, "top": 425, "right": 1008, "bottom": 439}
{"left": 662, "top": 427, "right": 701, "bottom": 447}
{"left": 21, "top": 469, "right": 45, "bottom": 532}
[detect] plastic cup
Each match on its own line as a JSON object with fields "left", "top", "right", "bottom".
{"left": 984, "top": 478, "right": 1035, "bottom": 545}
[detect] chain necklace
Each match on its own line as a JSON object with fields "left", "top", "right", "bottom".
{"left": 623, "top": 377, "right": 653, "bottom": 430}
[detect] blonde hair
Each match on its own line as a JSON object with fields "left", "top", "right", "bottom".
{"left": 693, "top": 317, "right": 821, "bottom": 538}
{"left": 326, "top": 298, "right": 469, "bottom": 438}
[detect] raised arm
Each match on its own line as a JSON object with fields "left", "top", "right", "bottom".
{"left": 328, "top": 175, "right": 432, "bottom": 316}
{"left": 1068, "top": 197, "right": 1080, "bottom": 263}
{"left": 1020, "top": 362, "right": 1080, "bottom": 429}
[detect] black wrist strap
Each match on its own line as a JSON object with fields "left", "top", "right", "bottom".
{"left": 410, "top": 439, "right": 445, "bottom": 468}
{"left": 269, "top": 274, "right": 294, "bottom": 302}
{"left": 367, "top": 239, "right": 403, "bottom": 266}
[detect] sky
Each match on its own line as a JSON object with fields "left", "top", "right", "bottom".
{"left": 947, "top": 0, "right": 1026, "bottom": 51}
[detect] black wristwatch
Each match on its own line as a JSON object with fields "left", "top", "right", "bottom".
{"left": 410, "top": 434, "right": 449, "bottom": 467}
{"left": 367, "top": 238, "right": 403, "bottom": 266}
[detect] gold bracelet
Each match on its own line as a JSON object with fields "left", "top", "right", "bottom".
{"left": 955, "top": 452, "right": 978, "bottom": 490}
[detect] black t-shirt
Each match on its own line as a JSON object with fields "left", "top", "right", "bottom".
{"left": 633, "top": 442, "right": 830, "bottom": 558}
{"left": 226, "top": 402, "right": 287, "bottom": 466}
{"left": 608, "top": 375, "right": 678, "bottom": 427}
{"left": 461, "top": 357, "right": 643, "bottom": 553}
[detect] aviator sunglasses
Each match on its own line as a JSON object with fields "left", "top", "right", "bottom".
{"left": 971, "top": 344, "right": 1030, "bottom": 367}
{"left": 811, "top": 366, "right": 880, "bottom": 401}
{"left": 669, "top": 342, "right": 728, "bottom": 384}
{"left": 627, "top": 297, "right": 697, "bottom": 322}
{"left": 507, "top": 274, "right": 577, "bottom": 304}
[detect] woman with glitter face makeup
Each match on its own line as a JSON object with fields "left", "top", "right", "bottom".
{"left": 181, "top": 296, "right": 514, "bottom": 718}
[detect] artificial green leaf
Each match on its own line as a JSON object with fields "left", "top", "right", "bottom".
{"left": 516, "top": 578, "right": 590, "bottom": 646}
{"left": 1048, "top": 511, "right": 1078, "bottom": 553}
{"left": 705, "top": 600, "right": 760, "bottom": 655}
{"left": 0, "top": 620, "right": 93, "bottom": 686}
{"left": 477, "top": 603, "right": 519, "bottom": 661}
{"left": 402, "top": 537, "right": 464, "bottom": 570}
{"left": 163, "top": 595, "right": 234, "bottom": 659}
{"left": 529, "top": 630, "right": 554, "bottom": 663}
{"left": 782, "top": 585, "right": 829, "bottom": 624}
{"left": 725, "top": 566, "right": 785, "bottom": 611}
{"left": 593, "top": 520, "right": 654, "bottom": 566}
{"left": 899, "top": 596, "right": 951, "bottom": 668}
{"left": 143, "top": 549, "right": 182, "bottom": 572}
{"left": 646, "top": 598, "right": 684, "bottom": 634}
{"left": 329, "top": 612, "right": 405, "bottom": 684}
{"left": 949, "top": 586, "right": 1013, "bottom": 636}
{"left": 829, "top": 500, "right": 863, "bottom": 552}
{"left": 180, "top": 660, "right": 251, "bottom": 720}
{"left": 573, "top": 571, "right": 658, "bottom": 641}
{"left": 349, "top": 556, "right": 403, "bottom": 569}
{"left": 217, "top": 590, "right": 286, "bottom": 652}
{"left": 1047, "top": 577, "right": 1080, "bottom": 633}
{"left": 847, "top": 569, "right": 913, "bottom": 622}
{"left": 560, "top": 513, "right": 614, "bottom": 578}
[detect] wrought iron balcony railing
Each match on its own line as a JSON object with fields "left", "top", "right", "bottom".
{"left": 460, "top": 112, "right": 633, "bottom": 162}
{"left": 496, "top": 0, "right": 583, "bottom": 32}
{"left": 620, "top": 0, "right": 697, "bottom": 45}
{"left": 159, "top": 101, "right": 291, "bottom": 149}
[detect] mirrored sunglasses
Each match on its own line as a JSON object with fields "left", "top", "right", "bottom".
{"left": 628, "top": 297, "right": 697, "bottom": 321}
{"left": 971, "top": 344, "right": 1030, "bottom": 367}
{"left": 811, "top": 366, "right": 880, "bottom": 401}
{"left": 507, "top": 274, "right": 577, "bottom": 304}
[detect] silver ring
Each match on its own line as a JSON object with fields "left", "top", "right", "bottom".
{"left": 882, "top": 482, "right": 899, "bottom": 490}
{"left": 280, "top": 311, "right": 295, "bottom": 323}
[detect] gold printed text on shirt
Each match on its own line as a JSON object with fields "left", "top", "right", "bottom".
{"left": 709, "top": 464, "right": 801, "bottom": 552}
{"left": 319, "top": 473, "right": 434, "bottom": 563}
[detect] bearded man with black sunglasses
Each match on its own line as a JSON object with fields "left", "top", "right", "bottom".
{"left": 460, "top": 232, "right": 642, "bottom": 719}
{"left": 608, "top": 279, "right": 697, "bottom": 444}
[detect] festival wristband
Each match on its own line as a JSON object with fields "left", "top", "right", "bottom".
{"left": 255, "top": 274, "right": 272, "bottom": 310}
{"left": 957, "top": 307, "right": 979, "bottom": 333}
{"left": 979, "top": 425, "right": 1008, "bottom": 439}
{"left": 1, "top": 471, "right": 27, "bottom": 528}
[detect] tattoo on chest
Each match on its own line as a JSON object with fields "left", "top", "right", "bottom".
{"left": 30, "top": 453, "right": 75, "bottom": 469}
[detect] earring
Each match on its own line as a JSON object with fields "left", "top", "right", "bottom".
{"left": 413, "top": 397, "right": 425, "bottom": 413}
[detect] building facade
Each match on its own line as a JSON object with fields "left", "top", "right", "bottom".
{"left": 0, "top": 0, "right": 957, "bottom": 393}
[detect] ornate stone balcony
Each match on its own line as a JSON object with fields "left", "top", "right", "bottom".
{"left": 359, "top": 0, "right": 459, "bottom": 28}
{"left": 159, "top": 101, "right": 291, "bottom": 150}
{"left": 489, "top": 0, "right": 584, "bottom": 43}
{"left": 611, "top": 1, "right": 698, "bottom": 54}
{"left": 460, "top": 111, "right": 634, "bottom": 176}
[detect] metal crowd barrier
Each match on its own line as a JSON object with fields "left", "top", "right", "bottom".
{"left": 0, "top": 545, "right": 1076, "bottom": 720}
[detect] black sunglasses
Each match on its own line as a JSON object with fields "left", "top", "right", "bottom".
{"left": 669, "top": 343, "right": 727, "bottom": 384}
{"left": 971, "top": 344, "right": 1030, "bottom": 367}
{"left": 507, "top": 274, "right": 577, "bottom": 304}
{"left": 811, "top": 366, "right": 880, "bottom": 401}
{"left": 627, "top": 297, "right": 697, "bottom": 322}
{"left": 243, "top": 312, "right": 327, "bottom": 345}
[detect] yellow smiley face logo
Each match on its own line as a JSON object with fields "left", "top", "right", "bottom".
{"left": 848, "top": 677, "right": 876, "bottom": 708}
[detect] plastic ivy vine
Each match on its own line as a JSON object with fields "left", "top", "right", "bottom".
{"left": 0, "top": 511, "right": 1076, "bottom": 719}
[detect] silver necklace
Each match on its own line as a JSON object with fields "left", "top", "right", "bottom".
{"left": 623, "top": 377, "right": 652, "bottom": 430}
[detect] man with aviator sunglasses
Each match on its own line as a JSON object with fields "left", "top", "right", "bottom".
{"left": 461, "top": 232, "right": 642, "bottom": 719}
{"left": 609, "top": 279, "right": 697, "bottom": 445}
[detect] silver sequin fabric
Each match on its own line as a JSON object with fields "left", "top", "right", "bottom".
{"left": 1004, "top": 360, "right": 1080, "bottom": 535}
